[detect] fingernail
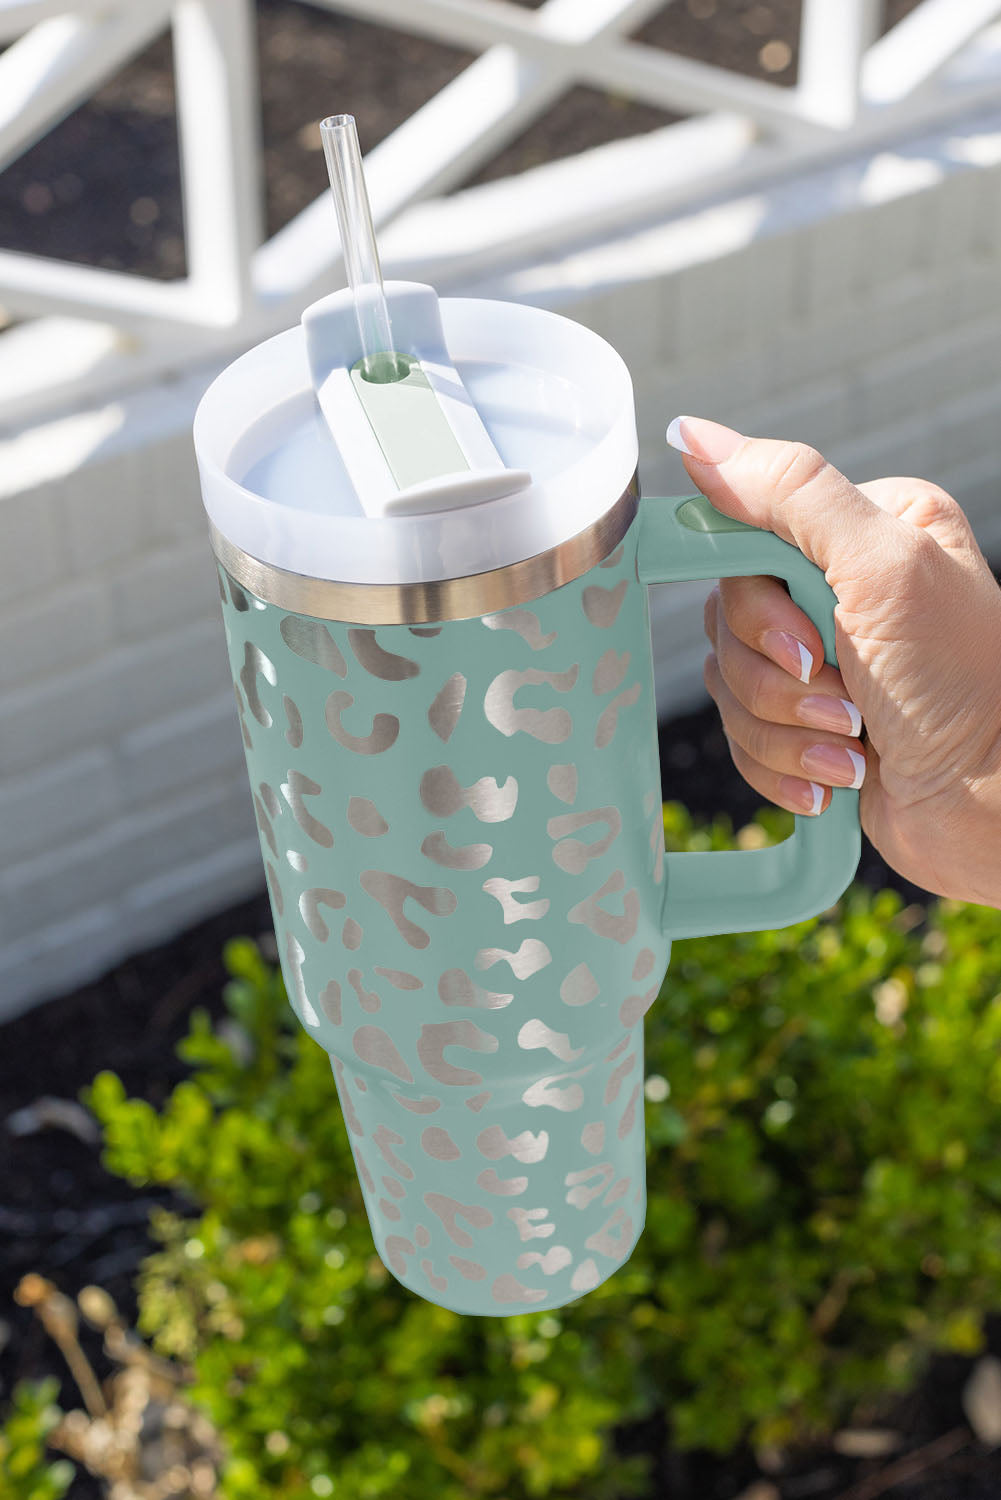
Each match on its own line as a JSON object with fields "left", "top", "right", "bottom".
{"left": 779, "top": 776, "right": 826, "bottom": 815}
{"left": 801, "top": 743, "right": 866, "bottom": 789}
{"left": 763, "top": 630, "right": 814, "bottom": 684}
{"left": 797, "top": 695, "right": 862, "bottom": 737}
{"left": 666, "top": 416, "right": 745, "bottom": 463}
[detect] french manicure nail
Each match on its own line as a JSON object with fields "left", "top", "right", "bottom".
{"left": 666, "top": 415, "right": 745, "bottom": 463}
{"left": 801, "top": 743, "right": 866, "bottom": 789}
{"left": 763, "top": 629, "right": 814, "bottom": 684}
{"left": 780, "top": 777, "right": 826, "bottom": 815}
{"left": 797, "top": 695, "right": 862, "bottom": 737}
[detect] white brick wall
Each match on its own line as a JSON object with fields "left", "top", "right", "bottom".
{"left": 2, "top": 112, "right": 1001, "bottom": 1018}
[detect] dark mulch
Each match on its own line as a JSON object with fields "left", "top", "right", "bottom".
{"left": 3, "top": 701, "right": 999, "bottom": 1500}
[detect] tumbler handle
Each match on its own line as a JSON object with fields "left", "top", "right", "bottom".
{"left": 637, "top": 493, "right": 861, "bottom": 940}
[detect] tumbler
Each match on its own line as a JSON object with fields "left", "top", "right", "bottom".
{"left": 193, "top": 125, "right": 860, "bottom": 1316}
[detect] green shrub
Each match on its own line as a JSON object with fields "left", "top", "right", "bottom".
{"left": 10, "top": 802, "right": 1001, "bottom": 1499}
{"left": 0, "top": 1380, "right": 73, "bottom": 1500}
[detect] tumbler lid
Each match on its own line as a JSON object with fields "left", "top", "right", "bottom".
{"left": 194, "top": 288, "right": 638, "bottom": 589}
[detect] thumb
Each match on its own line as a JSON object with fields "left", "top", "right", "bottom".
{"left": 666, "top": 415, "right": 908, "bottom": 590}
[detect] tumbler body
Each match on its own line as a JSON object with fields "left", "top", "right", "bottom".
{"left": 217, "top": 514, "right": 667, "bottom": 1315}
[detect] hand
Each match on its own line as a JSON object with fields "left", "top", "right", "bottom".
{"left": 666, "top": 416, "right": 1001, "bottom": 907}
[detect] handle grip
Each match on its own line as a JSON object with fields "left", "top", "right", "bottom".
{"left": 638, "top": 493, "right": 861, "bottom": 940}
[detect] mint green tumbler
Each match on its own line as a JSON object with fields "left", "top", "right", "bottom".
{"left": 195, "top": 277, "right": 860, "bottom": 1316}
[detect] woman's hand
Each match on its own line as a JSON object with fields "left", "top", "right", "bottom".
{"left": 666, "top": 415, "right": 1001, "bottom": 907}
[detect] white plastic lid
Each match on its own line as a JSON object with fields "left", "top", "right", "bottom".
{"left": 193, "top": 288, "right": 638, "bottom": 587}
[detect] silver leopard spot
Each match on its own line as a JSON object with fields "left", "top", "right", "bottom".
{"left": 259, "top": 781, "right": 280, "bottom": 819}
{"left": 360, "top": 870, "right": 457, "bottom": 950}
{"left": 286, "top": 850, "right": 307, "bottom": 874}
{"left": 331, "top": 1056, "right": 363, "bottom": 1137}
{"left": 320, "top": 979, "right": 341, "bottom": 1025}
{"left": 266, "top": 863, "right": 284, "bottom": 917}
{"left": 421, "top": 1126, "right": 461, "bottom": 1161}
{"left": 349, "top": 628, "right": 419, "bottom": 680}
{"left": 410, "top": 626, "right": 441, "bottom": 637}
{"left": 595, "top": 683, "right": 641, "bottom": 749}
{"left": 227, "top": 576, "right": 249, "bottom": 611}
{"left": 618, "top": 1083, "right": 642, "bottom": 1140}
{"left": 423, "top": 1192, "right": 493, "bottom": 1248}
{"left": 605, "top": 1176, "right": 631, "bottom": 1205}
{"left": 283, "top": 695, "right": 304, "bottom": 749}
{"left": 421, "top": 1258, "right": 448, "bottom": 1293}
{"left": 421, "top": 830, "right": 493, "bottom": 870}
{"left": 449, "top": 1255, "right": 487, "bottom": 1281}
{"left": 419, "top": 766, "right": 518, "bottom": 823}
{"left": 417, "top": 1020, "right": 499, "bottom": 1087}
{"left": 438, "top": 969, "right": 512, "bottom": 1010}
{"left": 585, "top": 1207, "right": 634, "bottom": 1260}
{"left": 482, "top": 607, "right": 556, "bottom": 651}
{"left": 373, "top": 1124, "right": 414, "bottom": 1180}
{"left": 284, "top": 932, "right": 308, "bottom": 1018}
{"left": 482, "top": 876, "right": 549, "bottom": 924}
{"left": 548, "top": 806, "right": 622, "bottom": 874}
{"left": 298, "top": 887, "right": 346, "bottom": 942}
{"left": 475, "top": 1126, "right": 549, "bottom": 1165}
{"left": 606, "top": 1033, "right": 631, "bottom": 1063}
{"left": 632, "top": 947, "right": 656, "bottom": 981}
{"left": 570, "top": 1258, "right": 601, "bottom": 1293}
{"left": 592, "top": 648, "right": 630, "bottom": 695}
{"left": 484, "top": 665, "right": 579, "bottom": 743}
{"left": 254, "top": 796, "right": 278, "bottom": 856}
{"left": 599, "top": 542, "right": 624, "bottom": 569}
{"left": 582, "top": 578, "right": 628, "bottom": 628}
{"left": 281, "top": 770, "right": 334, "bottom": 848}
{"left": 619, "top": 982, "right": 660, "bottom": 1027}
{"left": 379, "top": 1197, "right": 402, "bottom": 1222}
{"left": 383, "top": 1234, "right": 415, "bottom": 1277}
{"left": 353, "top": 1026, "right": 414, "bottom": 1083}
{"left": 475, "top": 938, "right": 551, "bottom": 980}
{"left": 518, "top": 1245, "right": 573, "bottom": 1275}
{"left": 604, "top": 1051, "right": 637, "bottom": 1105}
{"left": 507, "top": 1206, "right": 555, "bottom": 1242}
{"left": 348, "top": 969, "right": 381, "bottom": 1014}
{"left": 375, "top": 967, "right": 423, "bottom": 990}
{"left": 342, "top": 917, "right": 363, "bottom": 951}
{"left": 326, "top": 691, "right": 400, "bottom": 755}
{"left": 387, "top": 1090, "right": 441, "bottom": 1115}
{"left": 240, "top": 642, "right": 276, "bottom": 727}
{"left": 414, "top": 1223, "right": 431, "bottom": 1246}
{"left": 568, "top": 871, "right": 640, "bottom": 945}
{"left": 565, "top": 1163, "right": 614, "bottom": 1209}
{"left": 280, "top": 616, "right": 347, "bottom": 675}
{"left": 464, "top": 1092, "right": 491, "bottom": 1112}
{"left": 560, "top": 963, "right": 599, "bottom": 1008}
{"left": 546, "top": 763, "right": 578, "bottom": 805}
{"left": 476, "top": 1168, "right": 528, "bottom": 1196}
{"left": 427, "top": 672, "right": 466, "bottom": 742}
{"left": 522, "top": 1070, "right": 590, "bottom": 1112}
{"left": 491, "top": 1274, "right": 547, "bottom": 1305}
{"left": 581, "top": 1121, "right": 605, "bottom": 1155}
{"left": 347, "top": 796, "right": 389, "bottom": 837}
{"left": 518, "top": 1019, "right": 584, "bottom": 1063}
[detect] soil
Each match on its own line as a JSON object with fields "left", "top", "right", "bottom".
{"left": 1, "top": 2, "right": 977, "bottom": 1495}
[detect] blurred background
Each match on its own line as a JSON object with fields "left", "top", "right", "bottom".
{"left": 3, "top": 4, "right": 1001, "bottom": 1498}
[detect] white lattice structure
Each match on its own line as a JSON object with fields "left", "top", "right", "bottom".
{"left": 3, "top": 0, "right": 1001, "bottom": 428}
{"left": 3, "top": 1, "right": 1001, "bottom": 1014}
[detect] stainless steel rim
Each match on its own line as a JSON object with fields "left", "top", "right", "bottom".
{"left": 210, "top": 478, "right": 638, "bottom": 624}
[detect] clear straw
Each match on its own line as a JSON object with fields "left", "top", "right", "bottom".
{"left": 320, "top": 114, "right": 404, "bottom": 383}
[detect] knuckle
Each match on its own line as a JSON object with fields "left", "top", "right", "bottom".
{"left": 766, "top": 441, "right": 828, "bottom": 503}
